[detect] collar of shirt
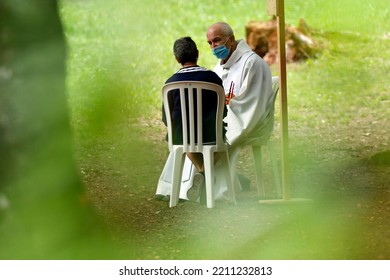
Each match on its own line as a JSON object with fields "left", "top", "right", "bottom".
{"left": 221, "top": 39, "right": 252, "bottom": 69}
{"left": 177, "top": 65, "right": 207, "bottom": 73}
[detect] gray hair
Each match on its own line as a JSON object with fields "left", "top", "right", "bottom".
{"left": 212, "top": 22, "right": 234, "bottom": 37}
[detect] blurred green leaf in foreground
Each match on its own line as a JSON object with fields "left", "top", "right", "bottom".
{"left": 0, "top": 0, "right": 120, "bottom": 259}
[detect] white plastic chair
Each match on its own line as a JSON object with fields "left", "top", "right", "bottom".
{"left": 251, "top": 76, "right": 281, "bottom": 197}
{"left": 162, "top": 81, "right": 236, "bottom": 208}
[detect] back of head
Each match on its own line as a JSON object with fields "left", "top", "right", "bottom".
{"left": 173, "top": 36, "right": 198, "bottom": 64}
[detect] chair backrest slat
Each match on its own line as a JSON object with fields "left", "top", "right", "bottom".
{"left": 188, "top": 87, "right": 195, "bottom": 148}
{"left": 179, "top": 88, "right": 188, "bottom": 147}
{"left": 196, "top": 86, "right": 203, "bottom": 147}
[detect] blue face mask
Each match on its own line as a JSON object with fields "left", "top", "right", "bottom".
{"left": 212, "top": 40, "right": 230, "bottom": 59}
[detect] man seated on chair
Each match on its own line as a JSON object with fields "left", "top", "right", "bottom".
{"left": 206, "top": 22, "right": 275, "bottom": 191}
{"left": 155, "top": 36, "right": 226, "bottom": 202}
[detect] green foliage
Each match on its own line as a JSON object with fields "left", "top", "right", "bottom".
{"left": 0, "top": 0, "right": 124, "bottom": 259}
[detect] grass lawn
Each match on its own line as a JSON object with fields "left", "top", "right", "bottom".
{"left": 59, "top": 0, "right": 390, "bottom": 259}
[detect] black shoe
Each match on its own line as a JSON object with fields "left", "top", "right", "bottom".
{"left": 187, "top": 172, "right": 205, "bottom": 202}
{"left": 153, "top": 194, "right": 166, "bottom": 201}
{"left": 155, "top": 194, "right": 184, "bottom": 203}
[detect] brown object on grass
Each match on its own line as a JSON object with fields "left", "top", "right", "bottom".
{"left": 246, "top": 18, "right": 320, "bottom": 65}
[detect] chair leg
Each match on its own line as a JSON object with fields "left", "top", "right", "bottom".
{"left": 228, "top": 147, "right": 242, "bottom": 191}
{"left": 268, "top": 141, "right": 282, "bottom": 198}
{"left": 252, "top": 145, "right": 265, "bottom": 197}
{"left": 169, "top": 150, "right": 185, "bottom": 208}
{"left": 220, "top": 151, "right": 236, "bottom": 205}
{"left": 234, "top": 174, "right": 241, "bottom": 192}
{"left": 203, "top": 149, "right": 215, "bottom": 208}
